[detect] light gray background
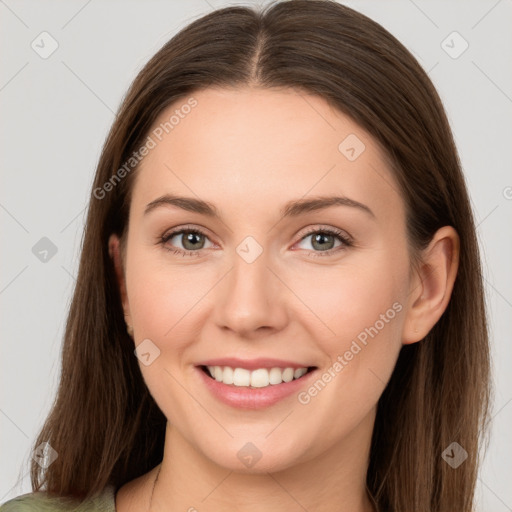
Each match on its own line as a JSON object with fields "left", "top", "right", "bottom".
{"left": 1, "top": 0, "right": 511, "bottom": 509}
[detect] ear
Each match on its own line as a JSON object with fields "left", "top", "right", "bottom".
{"left": 402, "top": 226, "right": 460, "bottom": 344}
{"left": 108, "top": 233, "right": 131, "bottom": 322}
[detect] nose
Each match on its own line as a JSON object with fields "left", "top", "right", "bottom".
{"left": 212, "top": 246, "right": 289, "bottom": 338}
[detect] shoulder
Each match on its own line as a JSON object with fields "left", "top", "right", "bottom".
{"left": 0, "top": 485, "right": 116, "bottom": 512}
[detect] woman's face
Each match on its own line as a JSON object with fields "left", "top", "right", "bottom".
{"left": 113, "top": 86, "right": 414, "bottom": 472}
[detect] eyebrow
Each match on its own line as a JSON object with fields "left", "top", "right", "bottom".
{"left": 144, "top": 194, "right": 375, "bottom": 219}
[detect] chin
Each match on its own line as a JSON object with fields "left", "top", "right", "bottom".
{"left": 196, "top": 436, "right": 309, "bottom": 474}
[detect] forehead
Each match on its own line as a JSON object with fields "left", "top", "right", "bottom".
{"left": 131, "top": 86, "right": 403, "bottom": 223}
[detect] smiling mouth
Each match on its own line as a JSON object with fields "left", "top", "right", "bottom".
{"left": 199, "top": 365, "right": 317, "bottom": 388}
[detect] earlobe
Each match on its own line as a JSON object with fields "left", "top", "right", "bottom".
{"left": 402, "top": 226, "right": 460, "bottom": 344}
{"left": 108, "top": 234, "right": 130, "bottom": 320}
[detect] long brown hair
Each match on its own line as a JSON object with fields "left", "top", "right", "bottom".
{"left": 25, "top": 1, "right": 492, "bottom": 510}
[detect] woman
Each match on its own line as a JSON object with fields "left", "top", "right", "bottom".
{"left": 1, "top": 1, "right": 492, "bottom": 511}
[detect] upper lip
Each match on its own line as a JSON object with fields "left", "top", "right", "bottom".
{"left": 196, "top": 357, "right": 316, "bottom": 371}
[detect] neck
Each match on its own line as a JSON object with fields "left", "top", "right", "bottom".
{"left": 149, "top": 412, "right": 377, "bottom": 512}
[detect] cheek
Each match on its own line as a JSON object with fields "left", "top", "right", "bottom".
{"left": 125, "top": 248, "right": 214, "bottom": 343}
{"left": 288, "top": 252, "right": 406, "bottom": 345}
{"left": 289, "top": 253, "right": 407, "bottom": 415}
{"left": 124, "top": 251, "right": 213, "bottom": 421}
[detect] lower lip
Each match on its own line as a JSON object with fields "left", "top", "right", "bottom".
{"left": 195, "top": 366, "right": 318, "bottom": 409}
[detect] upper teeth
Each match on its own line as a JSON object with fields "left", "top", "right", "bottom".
{"left": 206, "top": 366, "right": 309, "bottom": 388}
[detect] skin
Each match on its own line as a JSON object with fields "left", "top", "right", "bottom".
{"left": 109, "top": 86, "right": 459, "bottom": 512}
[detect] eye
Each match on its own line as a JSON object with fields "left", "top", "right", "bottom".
{"left": 294, "top": 227, "right": 352, "bottom": 257}
{"left": 159, "top": 225, "right": 353, "bottom": 258}
{"left": 160, "top": 226, "right": 214, "bottom": 256}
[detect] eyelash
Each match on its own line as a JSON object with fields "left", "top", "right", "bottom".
{"left": 159, "top": 225, "right": 353, "bottom": 258}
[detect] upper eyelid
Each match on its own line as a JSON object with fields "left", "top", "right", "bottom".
{"left": 162, "top": 225, "right": 214, "bottom": 242}
{"left": 300, "top": 225, "right": 351, "bottom": 239}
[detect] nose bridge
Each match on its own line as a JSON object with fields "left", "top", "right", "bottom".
{"left": 213, "top": 235, "right": 287, "bottom": 335}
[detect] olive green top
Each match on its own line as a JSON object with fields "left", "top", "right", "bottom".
{"left": 0, "top": 485, "right": 116, "bottom": 511}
